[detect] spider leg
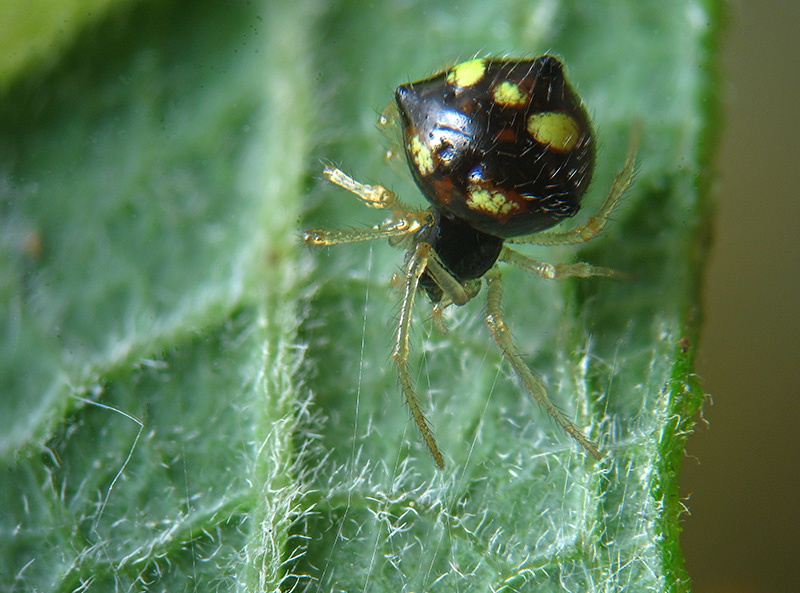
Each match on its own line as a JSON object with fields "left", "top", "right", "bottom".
{"left": 499, "top": 246, "right": 625, "bottom": 279}
{"left": 424, "top": 251, "right": 477, "bottom": 306}
{"left": 393, "top": 241, "right": 445, "bottom": 469}
{"left": 303, "top": 218, "right": 416, "bottom": 246}
{"left": 431, "top": 302, "right": 449, "bottom": 334}
{"left": 484, "top": 266, "right": 602, "bottom": 460}
{"left": 323, "top": 165, "right": 416, "bottom": 217}
{"left": 510, "top": 126, "right": 638, "bottom": 247}
{"left": 427, "top": 263, "right": 482, "bottom": 335}
{"left": 303, "top": 166, "right": 429, "bottom": 246}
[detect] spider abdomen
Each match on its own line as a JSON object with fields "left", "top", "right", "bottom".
{"left": 396, "top": 56, "right": 595, "bottom": 239}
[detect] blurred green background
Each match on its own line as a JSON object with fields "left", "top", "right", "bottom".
{"left": 681, "top": 1, "right": 800, "bottom": 592}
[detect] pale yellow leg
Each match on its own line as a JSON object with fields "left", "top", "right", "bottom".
{"left": 322, "top": 165, "right": 415, "bottom": 217}
{"left": 303, "top": 166, "right": 428, "bottom": 246}
{"left": 431, "top": 303, "right": 449, "bottom": 335}
{"left": 393, "top": 242, "right": 445, "bottom": 469}
{"left": 427, "top": 266, "right": 482, "bottom": 335}
{"left": 484, "top": 266, "right": 601, "bottom": 460}
{"left": 303, "top": 219, "right": 415, "bottom": 246}
{"left": 499, "top": 246, "right": 624, "bottom": 279}
{"left": 424, "top": 253, "right": 475, "bottom": 306}
{"left": 510, "top": 127, "right": 638, "bottom": 247}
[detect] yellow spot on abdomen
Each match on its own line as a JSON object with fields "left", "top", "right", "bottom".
{"left": 446, "top": 59, "right": 487, "bottom": 88}
{"left": 466, "top": 187, "right": 519, "bottom": 215}
{"left": 409, "top": 136, "right": 435, "bottom": 175}
{"left": 492, "top": 81, "right": 528, "bottom": 108}
{"left": 527, "top": 112, "right": 581, "bottom": 153}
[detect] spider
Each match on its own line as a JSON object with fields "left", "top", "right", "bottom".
{"left": 304, "top": 56, "right": 636, "bottom": 469}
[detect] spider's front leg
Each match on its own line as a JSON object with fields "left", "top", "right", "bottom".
{"left": 484, "top": 266, "right": 602, "bottom": 460}
{"left": 302, "top": 167, "right": 425, "bottom": 246}
{"left": 322, "top": 165, "right": 415, "bottom": 216}
{"left": 393, "top": 241, "right": 445, "bottom": 469}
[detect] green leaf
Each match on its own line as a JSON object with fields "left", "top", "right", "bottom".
{"left": 1, "top": 0, "right": 719, "bottom": 591}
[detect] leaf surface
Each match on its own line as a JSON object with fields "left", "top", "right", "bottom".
{"left": 0, "top": 1, "right": 719, "bottom": 591}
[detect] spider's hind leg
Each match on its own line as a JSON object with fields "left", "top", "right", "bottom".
{"left": 499, "top": 246, "right": 625, "bottom": 280}
{"left": 484, "top": 266, "right": 602, "bottom": 459}
{"left": 511, "top": 126, "right": 638, "bottom": 248}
